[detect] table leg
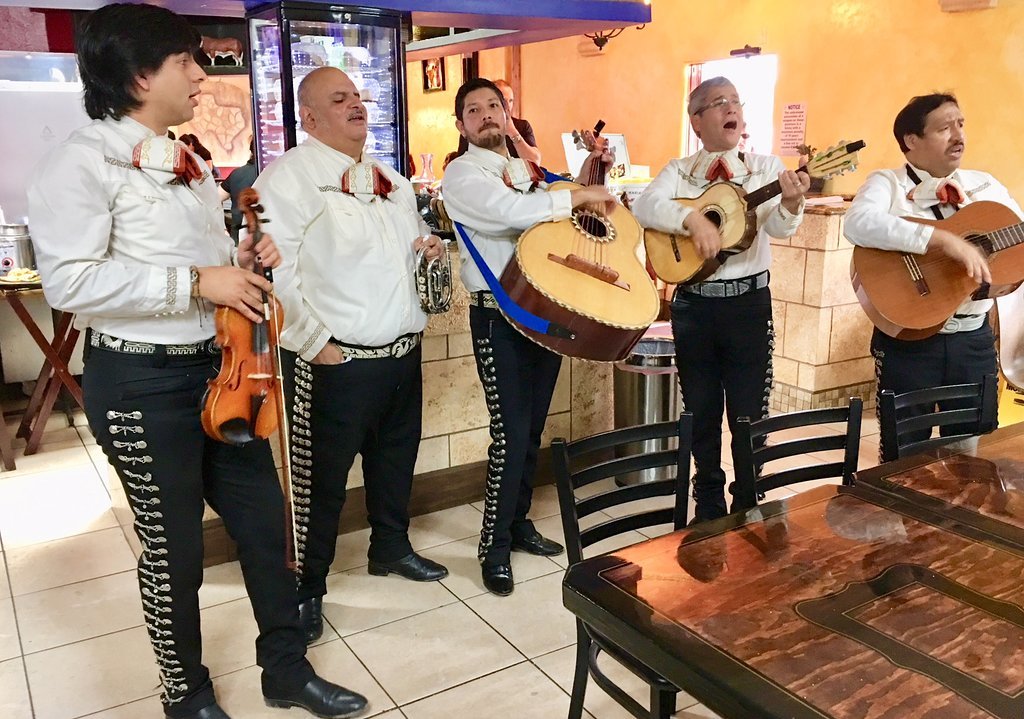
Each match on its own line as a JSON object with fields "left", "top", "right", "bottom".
{"left": 6, "top": 298, "right": 83, "bottom": 455}
{"left": 0, "top": 406, "right": 15, "bottom": 470}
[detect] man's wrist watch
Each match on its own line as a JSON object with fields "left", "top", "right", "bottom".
{"left": 189, "top": 265, "right": 201, "bottom": 298}
{"left": 510, "top": 134, "right": 523, "bottom": 144}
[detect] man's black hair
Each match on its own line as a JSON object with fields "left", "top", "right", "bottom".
{"left": 454, "top": 78, "right": 507, "bottom": 122}
{"left": 77, "top": 3, "right": 201, "bottom": 121}
{"left": 893, "top": 93, "right": 958, "bottom": 153}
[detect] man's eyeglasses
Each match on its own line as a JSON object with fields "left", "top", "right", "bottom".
{"left": 693, "top": 97, "right": 744, "bottom": 116}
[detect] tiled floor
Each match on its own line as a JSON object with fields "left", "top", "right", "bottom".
{"left": 0, "top": 407, "right": 881, "bottom": 719}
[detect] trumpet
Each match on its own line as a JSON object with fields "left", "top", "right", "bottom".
{"left": 415, "top": 239, "right": 452, "bottom": 314}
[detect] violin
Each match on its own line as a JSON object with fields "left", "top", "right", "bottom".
{"left": 201, "top": 188, "right": 298, "bottom": 571}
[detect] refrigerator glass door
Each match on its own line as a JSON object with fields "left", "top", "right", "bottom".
{"left": 288, "top": 20, "right": 399, "bottom": 170}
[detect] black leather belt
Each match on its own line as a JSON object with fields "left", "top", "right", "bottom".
{"left": 677, "top": 270, "right": 770, "bottom": 299}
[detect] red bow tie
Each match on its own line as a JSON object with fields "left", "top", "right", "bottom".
{"left": 132, "top": 139, "right": 205, "bottom": 184}
{"left": 935, "top": 180, "right": 964, "bottom": 206}
{"left": 705, "top": 156, "right": 733, "bottom": 183}
{"left": 502, "top": 159, "right": 545, "bottom": 191}
{"left": 341, "top": 163, "right": 393, "bottom": 200}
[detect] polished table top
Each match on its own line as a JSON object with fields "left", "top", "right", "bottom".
{"left": 563, "top": 477, "right": 1024, "bottom": 718}
{"left": 856, "top": 422, "right": 1024, "bottom": 552}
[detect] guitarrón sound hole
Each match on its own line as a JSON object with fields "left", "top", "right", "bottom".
{"left": 572, "top": 210, "right": 616, "bottom": 243}
{"left": 704, "top": 209, "right": 723, "bottom": 228}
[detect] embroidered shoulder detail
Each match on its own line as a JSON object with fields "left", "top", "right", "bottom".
{"left": 965, "top": 181, "right": 991, "bottom": 198}
{"left": 299, "top": 325, "right": 327, "bottom": 357}
{"left": 317, "top": 184, "right": 344, "bottom": 194}
{"left": 104, "top": 156, "right": 139, "bottom": 171}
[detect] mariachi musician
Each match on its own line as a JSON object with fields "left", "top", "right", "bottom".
{"left": 441, "top": 78, "right": 616, "bottom": 596}
{"left": 845, "top": 93, "right": 1024, "bottom": 453}
{"left": 633, "top": 76, "right": 809, "bottom": 524}
{"left": 27, "top": 6, "right": 366, "bottom": 719}
{"left": 253, "top": 66, "right": 449, "bottom": 644}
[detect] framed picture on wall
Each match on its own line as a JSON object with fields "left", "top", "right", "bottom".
{"left": 422, "top": 58, "right": 446, "bottom": 92}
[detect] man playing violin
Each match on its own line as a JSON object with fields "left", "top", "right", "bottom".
{"left": 441, "top": 78, "right": 616, "bottom": 595}
{"left": 633, "top": 76, "right": 809, "bottom": 523}
{"left": 27, "top": 6, "right": 367, "bottom": 719}
{"left": 252, "top": 66, "right": 448, "bottom": 642}
{"left": 845, "top": 94, "right": 1024, "bottom": 453}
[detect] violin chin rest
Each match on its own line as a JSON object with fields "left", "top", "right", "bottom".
{"left": 217, "top": 418, "right": 257, "bottom": 447}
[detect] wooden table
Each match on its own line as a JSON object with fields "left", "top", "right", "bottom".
{"left": 0, "top": 286, "right": 82, "bottom": 469}
{"left": 856, "top": 422, "right": 1024, "bottom": 554}
{"left": 563, "top": 472, "right": 1024, "bottom": 718}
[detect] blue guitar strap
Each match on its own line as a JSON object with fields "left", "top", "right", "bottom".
{"left": 453, "top": 220, "right": 574, "bottom": 340}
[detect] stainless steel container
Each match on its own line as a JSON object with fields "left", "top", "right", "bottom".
{"left": 613, "top": 338, "right": 681, "bottom": 485}
{"left": 0, "top": 224, "right": 35, "bottom": 275}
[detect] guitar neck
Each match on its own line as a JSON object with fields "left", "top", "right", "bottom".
{"left": 988, "top": 221, "right": 1024, "bottom": 255}
{"left": 743, "top": 162, "right": 809, "bottom": 210}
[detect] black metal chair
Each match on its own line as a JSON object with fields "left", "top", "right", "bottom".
{"left": 552, "top": 413, "right": 693, "bottom": 719}
{"left": 731, "top": 398, "right": 863, "bottom": 512}
{"left": 877, "top": 374, "right": 998, "bottom": 462}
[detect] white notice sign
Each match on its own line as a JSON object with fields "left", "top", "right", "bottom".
{"left": 779, "top": 102, "right": 807, "bottom": 157}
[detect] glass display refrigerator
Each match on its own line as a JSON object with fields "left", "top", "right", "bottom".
{"left": 247, "top": 3, "right": 410, "bottom": 174}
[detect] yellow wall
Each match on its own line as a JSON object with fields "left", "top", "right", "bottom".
{"left": 406, "top": 49, "right": 507, "bottom": 176}
{"left": 407, "top": 0, "right": 1024, "bottom": 197}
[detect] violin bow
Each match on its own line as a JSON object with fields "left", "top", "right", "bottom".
{"left": 239, "top": 189, "right": 300, "bottom": 573}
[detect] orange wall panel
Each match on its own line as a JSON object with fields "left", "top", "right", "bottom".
{"left": 407, "top": 0, "right": 1024, "bottom": 199}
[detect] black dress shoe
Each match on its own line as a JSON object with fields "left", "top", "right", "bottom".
{"left": 482, "top": 564, "right": 514, "bottom": 596}
{"left": 367, "top": 552, "right": 448, "bottom": 581}
{"left": 298, "top": 596, "right": 324, "bottom": 644}
{"left": 264, "top": 676, "right": 368, "bottom": 719}
{"left": 168, "top": 703, "right": 231, "bottom": 719}
{"left": 511, "top": 531, "right": 564, "bottom": 557}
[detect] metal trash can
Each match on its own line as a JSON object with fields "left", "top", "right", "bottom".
{"left": 613, "top": 337, "right": 680, "bottom": 484}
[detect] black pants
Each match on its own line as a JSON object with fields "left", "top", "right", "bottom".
{"left": 282, "top": 346, "right": 422, "bottom": 603}
{"left": 83, "top": 347, "right": 313, "bottom": 718}
{"left": 469, "top": 306, "right": 562, "bottom": 566}
{"left": 871, "top": 322, "right": 997, "bottom": 458}
{"left": 670, "top": 287, "right": 774, "bottom": 521}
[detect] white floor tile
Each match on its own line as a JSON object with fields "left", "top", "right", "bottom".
{"left": 0, "top": 597, "right": 20, "bottom": 661}
{"left": 407, "top": 505, "right": 484, "bottom": 551}
{"left": 345, "top": 602, "right": 522, "bottom": 705}
{"left": 320, "top": 567, "right": 458, "bottom": 638}
{"left": 465, "top": 572, "right": 575, "bottom": 658}
{"left": 7, "top": 528, "right": 136, "bottom": 596}
{"left": 0, "top": 657, "right": 33, "bottom": 719}
{"left": 15, "top": 571, "right": 142, "bottom": 654}
{"left": 402, "top": 661, "right": 572, "bottom": 719}
{"left": 24, "top": 626, "right": 160, "bottom": 719}
{"left": 0, "top": 465, "right": 115, "bottom": 549}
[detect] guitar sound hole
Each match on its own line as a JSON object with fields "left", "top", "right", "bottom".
{"left": 572, "top": 210, "right": 616, "bottom": 244}
{"left": 704, "top": 209, "right": 723, "bottom": 228}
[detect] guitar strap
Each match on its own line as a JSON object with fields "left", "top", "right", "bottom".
{"left": 905, "top": 164, "right": 950, "bottom": 221}
{"left": 453, "top": 221, "right": 574, "bottom": 339}
{"left": 905, "top": 164, "right": 992, "bottom": 301}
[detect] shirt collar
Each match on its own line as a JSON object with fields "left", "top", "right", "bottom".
{"left": 304, "top": 136, "right": 361, "bottom": 171}
{"left": 106, "top": 116, "right": 157, "bottom": 147}
{"left": 465, "top": 142, "right": 511, "bottom": 174}
{"left": 905, "top": 162, "right": 961, "bottom": 184}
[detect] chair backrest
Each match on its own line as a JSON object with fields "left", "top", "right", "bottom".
{"left": 731, "top": 398, "right": 863, "bottom": 512}
{"left": 551, "top": 413, "right": 693, "bottom": 566}
{"left": 878, "top": 374, "right": 998, "bottom": 462}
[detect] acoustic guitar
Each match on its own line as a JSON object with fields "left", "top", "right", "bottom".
{"left": 851, "top": 200, "right": 1024, "bottom": 340}
{"left": 644, "top": 141, "right": 866, "bottom": 284}
{"left": 500, "top": 122, "right": 660, "bottom": 362}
